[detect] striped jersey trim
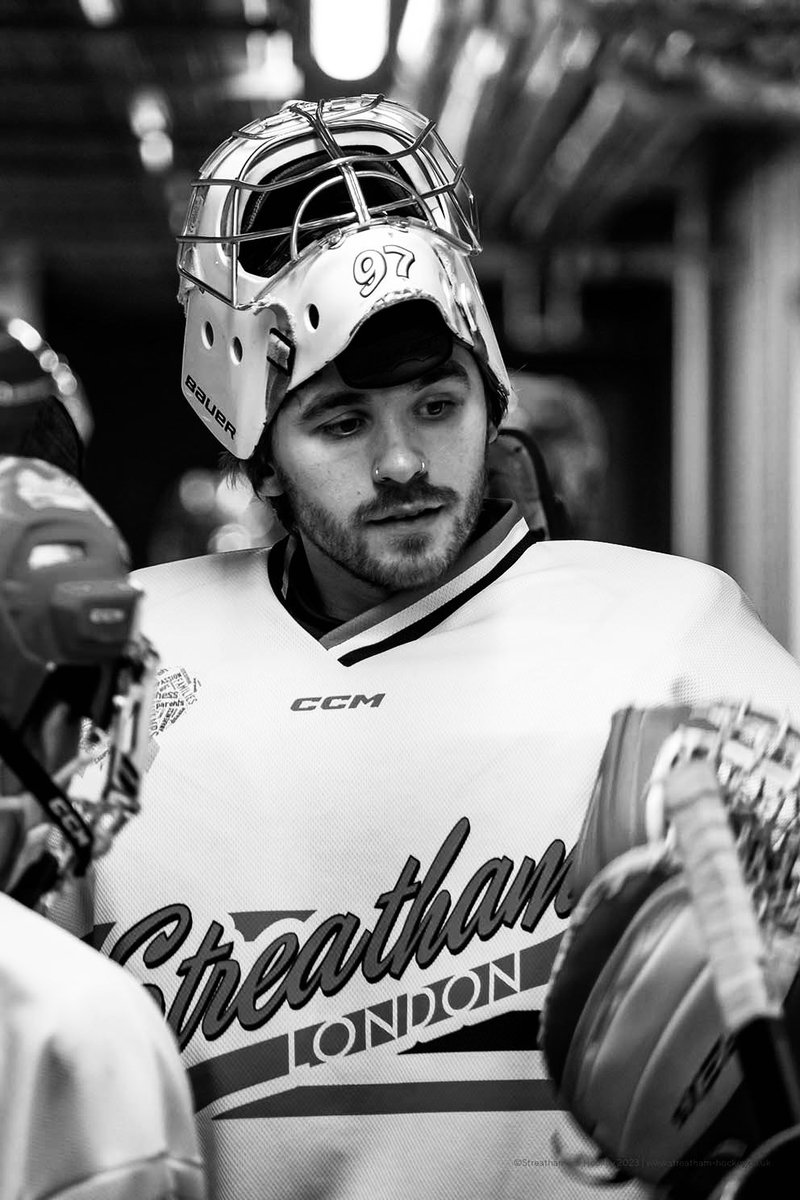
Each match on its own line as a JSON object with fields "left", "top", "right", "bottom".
{"left": 266, "top": 505, "right": 540, "bottom": 664}
{"left": 337, "top": 529, "right": 537, "bottom": 665}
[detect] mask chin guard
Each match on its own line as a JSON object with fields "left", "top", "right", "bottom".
{"left": 0, "top": 632, "right": 158, "bottom": 911}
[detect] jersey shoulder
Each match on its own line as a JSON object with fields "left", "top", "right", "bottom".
{"left": 132, "top": 546, "right": 270, "bottom": 605}
{"left": 534, "top": 539, "right": 746, "bottom": 611}
{"left": 0, "top": 896, "right": 203, "bottom": 1197}
{"left": 2, "top": 893, "right": 159, "bottom": 1024}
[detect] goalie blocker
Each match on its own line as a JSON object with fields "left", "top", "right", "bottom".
{"left": 540, "top": 704, "right": 800, "bottom": 1199}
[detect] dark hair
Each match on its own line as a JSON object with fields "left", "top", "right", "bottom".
{"left": 220, "top": 434, "right": 295, "bottom": 533}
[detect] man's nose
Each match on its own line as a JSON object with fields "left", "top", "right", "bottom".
{"left": 371, "top": 434, "right": 427, "bottom": 485}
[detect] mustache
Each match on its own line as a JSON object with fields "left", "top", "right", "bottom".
{"left": 356, "top": 480, "right": 459, "bottom": 523}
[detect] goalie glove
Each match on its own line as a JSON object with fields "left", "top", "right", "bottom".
{"left": 540, "top": 703, "right": 800, "bottom": 1198}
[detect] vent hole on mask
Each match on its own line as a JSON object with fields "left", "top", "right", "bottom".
{"left": 307, "top": 304, "right": 320, "bottom": 330}
{"left": 201, "top": 321, "right": 215, "bottom": 349}
{"left": 231, "top": 337, "right": 243, "bottom": 364}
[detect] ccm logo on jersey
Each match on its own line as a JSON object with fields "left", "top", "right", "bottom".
{"left": 291, "top": 693, "right": 384, "bottom": 711}
{"left": 184, "top": 375, "right": 236, "bottom": 439}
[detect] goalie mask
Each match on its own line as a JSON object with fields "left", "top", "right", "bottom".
{"left": 0, "top": 457, "right": 158, "bottom": 910}
{"left": 177, "top": 94, "right": 511, "bottom": 459}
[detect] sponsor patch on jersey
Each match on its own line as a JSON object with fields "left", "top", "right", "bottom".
{"left": 150, "top": 666, "right": 201, "bottom": 739}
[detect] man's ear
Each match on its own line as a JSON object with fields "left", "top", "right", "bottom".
{"left": 259, "top": 462, "right": 284, "bottom": 498}
{"left": 260, "top": 463, "right": 284, "bottom": 496}
{"left": 487, "top": 421, "right": 499, "bottom": 445}
{"left": 251, "top": 431, "right": 284, "bottom": 497}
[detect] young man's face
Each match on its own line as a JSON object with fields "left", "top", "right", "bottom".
{"left": 264, "top": 344, "right": 493, "bottom": 592}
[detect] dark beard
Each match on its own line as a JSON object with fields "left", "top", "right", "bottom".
{"left": 276, "top": 467, "right": 487, "bottom": 591}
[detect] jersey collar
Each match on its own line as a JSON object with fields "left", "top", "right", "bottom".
{"left": 268, "top": 500, "right": 542, "bottom": 662}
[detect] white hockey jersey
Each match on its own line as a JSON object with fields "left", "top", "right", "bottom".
{"left": 54, "top": 507, "right": 800, "bottom": 1200}
{"left": 0, "top": 893, "right": 205, "bottom": 1200}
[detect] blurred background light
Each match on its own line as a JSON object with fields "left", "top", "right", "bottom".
{"left": 129, "top": 89, "right": 174, "bottom": 175}
{"left": 139, "top": 130, "right": 174, "bottom": 173}
{"left": 396, "top": 0, "right": 440, "bottom": 73}
{"left": 437, "top": 29, "right": 506, "bottom": 161}
{"left": 78, "top": 0, "right": 119, "bottom": 27}
{"left": 6, "top": 318, "right": 43, "bottom": 353}
{"left": 178, "top": 470, "right": 218, "bottom": 516}
{"left": 209, "top": 522, "right": 253, "bottom": 553}
{"left": 228, "top": 30, "right": 304, "bottom": 100}
{"left": 242, "top": 0, "right": 270, "bottom": 24}
{"left": 310, "top": 0, "right": 390, "bottom": 81}
{"left": 129, "top": 89, "right": 170, "bottom": 140}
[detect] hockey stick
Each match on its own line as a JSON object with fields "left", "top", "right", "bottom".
{"left": 663, "top": 756, "right": 800, "bottom": 1145}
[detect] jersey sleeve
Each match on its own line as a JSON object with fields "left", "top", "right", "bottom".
{"left": 0, "top": 895, "right": 205, "bottom": 1200}
{"left": 631, "top": 562, "right": 800, "bottom": 718}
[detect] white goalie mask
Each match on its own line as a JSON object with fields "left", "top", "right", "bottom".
{"left": 177, "top": 94, "right": 511, "bottom": 459}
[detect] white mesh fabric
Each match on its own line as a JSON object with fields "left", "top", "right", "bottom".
{"left": 52, "top": 530, "right": 800, "bottom": 1200}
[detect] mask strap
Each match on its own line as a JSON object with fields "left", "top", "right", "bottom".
{"left": 0, "top": 713, "right": 94, "bottom": 875}
{"left": 8, "top": 852, "right": 61, "bottom": 910}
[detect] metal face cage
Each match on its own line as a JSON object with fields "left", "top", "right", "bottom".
{"left": 177, "top": 94, "right": 481, "bottom": 310}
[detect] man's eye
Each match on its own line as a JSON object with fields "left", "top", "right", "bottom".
{"left": 320, "top": 415, "right": 364, "bottom": 438}
{"left": 422, "top": 397, "right": 457, "bottom": 418}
